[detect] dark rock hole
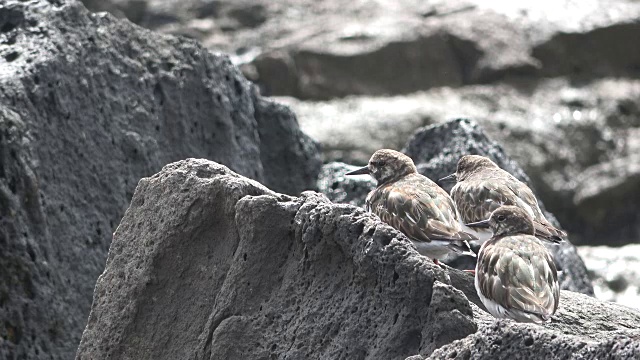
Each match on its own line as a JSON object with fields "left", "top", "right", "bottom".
{"left": 524, "top": 337, "right": 534, "bottom": 346}
{"left": 26, "top": 243, "right": 36, "bottom": 262}
{"left": 8, "top": 176, "right": 17, "bottom": 193}
{"left": 243, "top": 253, "right": 247, "bottom": 261}
{"left": 393, "top": 271, "right": 399, "bottom": 283}
{"left": 234, "top": 79, "right": 243, "bottom": 96}
{"left": 0, "top": 22, "right": 16, "bottom": 33}
{"left": 5, "top": 51, "right": 21, "bottom": 62}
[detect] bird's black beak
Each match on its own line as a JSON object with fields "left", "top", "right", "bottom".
{"left": 438, "top": 173, "right": 457, "bottom": 182}
{"left": 465, "top": 219, "right": 491, "bottom": 229}
{"left": 345, "top": 166, "right": 370, "bottom": 176}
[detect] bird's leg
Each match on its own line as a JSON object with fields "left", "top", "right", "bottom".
{"left": 463, "top": 269, "right": 476, "bottom": 275}
{"left": 432, "top": 259, "right": 447, "bottom": 269}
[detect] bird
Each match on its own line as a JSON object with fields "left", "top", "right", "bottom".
{"left": 440, "top": 155, "right": 566, "bottom": 244}
{"left": 466, "top": 205, "right": 560, "bottom": 324}
{"left": 345, "top": 149, "right": 476, "bottom": 264}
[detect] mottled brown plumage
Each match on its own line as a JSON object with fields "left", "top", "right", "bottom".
{"left": 468, "top": 206, "right": 560, "bottom": 323}
{"left": 449, "top": 155, "right": 566, "bottom": 243}
{"left": 346, "top": 149, "right": 476, "bottom": 261}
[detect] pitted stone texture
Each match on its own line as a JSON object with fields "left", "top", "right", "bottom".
{"left": 76, "top": 159, "right": 476, "bottom": 360}
{"left": 0, "top": 1, "right": 319, "bottom": 358}
{"left": 317, "top": 162, "right": 375, "bottom": 208}
{"left": 422, "top": 289, "right": 640, "bottom": 360}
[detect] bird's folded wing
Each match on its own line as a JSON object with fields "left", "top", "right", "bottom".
{"left": 503, "top": 180, "right": 567, "bottom": 241}
{"left": 379, "top": 187, "right": 473, "bottom": 243}
{"left": 451, "top": 181, "right": 505, "bottom": 223}
{"left": 479, "top": 243, "right": 559, "bottom": 317}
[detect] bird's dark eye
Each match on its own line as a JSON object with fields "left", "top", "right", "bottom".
{"left": 371, "top": 161, "right": 385, "bottom": 167}
{"left": 496, "top": 215, "right": 506, "bottom": 222}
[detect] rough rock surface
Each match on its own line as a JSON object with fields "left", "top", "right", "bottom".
{"left": 421, "top": 284, "right": 640, "bottom": 360}
{"left": 317, "top": 162, "right": 375, "bottom": 207}
{"left": 82, "top": 0, "right": 640, "bottom": 99}
{"left": 573, "top": 154, "right": 640, "bottom": 246}
{"left": 76, "top": 159, "right": 477, "bottom": 360}
{"left": 318, "top": 119, "right": 594, "bottom": 295}
{"left": 578, "top": 244, "right": 640, "bottom": 310}
{"left": 440, "top": 271, "right": 640, "bottom": 360}
{"left": 77, "top": 159, "right": 640, "bottom": 360}
{"left": 0, "top": 1, "right": 319, "bottom": 359}
{"left": 283, "top": 78, "right": 640, "bottom": 246}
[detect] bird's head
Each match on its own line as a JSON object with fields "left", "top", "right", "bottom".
{"left": 466, "top": 205, "right": 535, "bottom": 237}
{"left": 345, "top": 149, "right": 417, "bottom": 185}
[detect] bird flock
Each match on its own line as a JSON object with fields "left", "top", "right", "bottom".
{"left": 346, "top": 149, "right": 562, "bottom": 324}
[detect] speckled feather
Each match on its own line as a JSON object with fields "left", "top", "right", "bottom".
{"left": 473, "top": 205, "right": 560, "bottom": 323}
{"left": 349, "top": 149, "right": 476, "bottom": 259}
{"left": 367, "top": 173, "right": 475, "bottom": 251}
{"left": 477, "top": 235, "right": 559, "bottom": 322}
{"left": 451, "top": 156, "right": 565, "bottom": 243}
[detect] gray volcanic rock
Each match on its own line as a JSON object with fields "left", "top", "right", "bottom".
{"left": 573, "top": 154, "right": 640, "bottom": 246}
{"left": 76, "top": 159, "right": 477, "bottom": 360}
{"left": 318, "top": 119, "right": 594, "bottom": 295}
{"left": 317, "top": 162, "right": 375, "bottom": 208}
{"left": 0, "top": 1, "right": 319, "bottom": 358}
{"left": 77, "top": 159, "right": 640, "bottom": 360}
{"left": 578, "top": 244, "right": 640, "bottom": 310}
{"left": 80, "top": 0, "right": 640, "bottom": 99}
{"left": 81, "top": 0, "right": 148, "bottom": 23}
{"left": 421, "top": 287, "right": 640, "bottom": 360}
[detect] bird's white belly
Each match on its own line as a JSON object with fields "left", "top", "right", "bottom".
{"left": 460, "top": 221, "right": 493, "bottom": 244}
{"left": 412, "top": 240, "right": 451, "bottom": 259}
{"left": 475, "top": 270, "right": 510, "bottom": 318}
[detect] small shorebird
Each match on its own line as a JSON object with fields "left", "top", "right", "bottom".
{"left": 467, "top": 205, "right": 560, "bottom": 323}
{"left": 346, "top": 149, "right": 476, "bottom": 264}
{"left": 441, "top": 155, "right": 566, "bottom": 244}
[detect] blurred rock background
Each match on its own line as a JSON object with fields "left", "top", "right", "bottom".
{"left": 79, "top": 0, "right": 640, "bottom": 310}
